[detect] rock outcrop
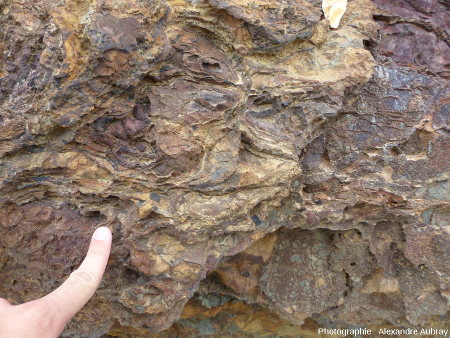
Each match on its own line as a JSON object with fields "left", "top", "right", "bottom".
{"left": 0, "top": 0, "right": 448, "bottom": 336}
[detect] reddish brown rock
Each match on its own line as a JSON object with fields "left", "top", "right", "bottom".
{"left": 0, "top": 0, "right": 448, "bottom": 336}
{"left": 373, "top": 0, "right": 450, "bottom": 78}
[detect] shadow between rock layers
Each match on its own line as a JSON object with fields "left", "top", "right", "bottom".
{"left": 0, "top": 0, "right": 448, "bottom": 336}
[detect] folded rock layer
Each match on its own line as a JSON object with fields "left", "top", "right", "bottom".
{"left": 0, "top": 0, "right": 448, "bottom": 336}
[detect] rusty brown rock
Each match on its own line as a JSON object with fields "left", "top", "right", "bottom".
{"left": 0, "top": 0, "right": 449, "bottom": 336}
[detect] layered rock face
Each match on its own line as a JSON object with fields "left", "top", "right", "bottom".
{"left": 0, "top": 0, "right": 448, "bottom": 336}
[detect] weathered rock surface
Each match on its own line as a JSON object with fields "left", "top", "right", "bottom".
{"left": 0, "top": 0, "right": 448, "bottom": 336}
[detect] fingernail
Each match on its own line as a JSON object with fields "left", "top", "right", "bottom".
{"left": 93, "top": 227, "right": 110, "bottom": 241}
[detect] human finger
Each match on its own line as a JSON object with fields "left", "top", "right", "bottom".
{"left": 38, "top": 226, "right": 112, "bottom": 326}
{"left": 0, "top": 298, "right": 10, "bottom": 309}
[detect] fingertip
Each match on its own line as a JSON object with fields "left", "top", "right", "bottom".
{"left": 0, "top": 298, "right": 11, "bottom": 313}
{"left": 92, "top": 226, "right": 112, "bottom": 242}
{"left": 85, "top": 226, "right": 112, "bottom": 269}
{"left": 0, "top": 298, "right": 10, "bottom": 307}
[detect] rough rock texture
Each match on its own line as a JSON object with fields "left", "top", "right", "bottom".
{"left": 0, "top": 0, "right": 448, "bottom": 336}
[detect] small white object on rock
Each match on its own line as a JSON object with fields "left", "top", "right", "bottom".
{"left": 322, "top": 0, "right": 348, "bottom": 29}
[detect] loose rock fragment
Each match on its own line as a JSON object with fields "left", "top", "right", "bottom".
{"left": 322, "top": 0, "right": 348, "bottom": 28}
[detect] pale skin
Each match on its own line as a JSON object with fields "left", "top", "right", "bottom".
{"left": 0, "top": 226, "right": 112, "bottom": 338}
